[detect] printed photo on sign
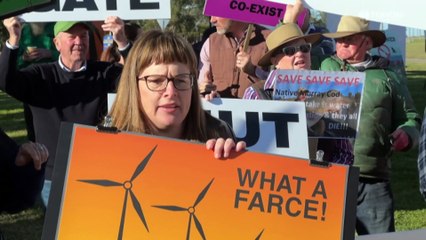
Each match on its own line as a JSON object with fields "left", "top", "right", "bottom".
{"left": 272, "top": 69, "right": 365, "bottom": 139}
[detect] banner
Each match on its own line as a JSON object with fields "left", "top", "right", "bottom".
{"left": 272, "top": 70, "right": 365, "bottom": 139}
{"left": 202, "top": 98, "right": 309, "bottom": 159}
{"left": 304, "top": 0, "right": 426, "bottom": 30}
{"left": 0, "top": 0, "right": 53, "bottom": 19}
{"left": 22, "top": 0, "right": 171, "bottom": 22}
{"left": 203, "top": 0, "right": 298, "bottom": 27}
{"left": 42, "top": 123, "right": 359, "bottom": 240}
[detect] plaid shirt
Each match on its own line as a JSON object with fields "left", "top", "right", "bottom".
{"left": 418, "top": 108, "right": 426, "bottom": 201}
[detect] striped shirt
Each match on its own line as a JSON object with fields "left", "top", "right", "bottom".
{"left": 243, "top": 71, "right": 277, "bottom": 100}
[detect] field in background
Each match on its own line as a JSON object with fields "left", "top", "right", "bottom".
{"left": 0, "top": 38, "right": 425, "bottom": 239}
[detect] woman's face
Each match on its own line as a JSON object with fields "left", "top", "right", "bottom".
{"left": 137, "top": 62, "right": 193, "bottom": 136}
{"left": 271, "top": 39, "right": 311, "bottom": 70}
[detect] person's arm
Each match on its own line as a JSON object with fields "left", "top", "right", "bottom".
{"left": 0, "top": 129, "right": 48, "bottom": 212}
{"left": 101, "top": 16, "right": 131, "bottom": 59}
{"left": 198, "top": 39, "right": 210, "bottom": 84}
{"left": 390, "top": 71, "right": 421, "bottom": 151}
{"left": 0, "top": 17, "right": 47, "bottom": 104}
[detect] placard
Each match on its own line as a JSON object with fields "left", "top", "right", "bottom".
{"left": 305, "top": 0, "right": 426, "bottom": 30}
{"left": 202, "top": 98, "right": 309, "bottom": 159}
{"left": 272, "top": 70, "right": 365, "bottom": 139}
{"left": 204, "top": 0, "right": 292, "bottom": 27}
{"left": 0, "top": 0, "right": 53, "bottom": 19}
{"left": 22, "top": 0, "right": 171, "bottom": 22}
{"left": 42, "top": 123, "right": 359, "bottom": 240}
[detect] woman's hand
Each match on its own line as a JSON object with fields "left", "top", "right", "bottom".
{"left": 206, "top": 138, "right": 246, "bottom": 159}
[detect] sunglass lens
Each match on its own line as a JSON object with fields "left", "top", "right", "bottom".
{"left": 283, "top": 47, "right": 296, "bottom": 56}
{"left": 300, "top": 44, "right": 311, "bottom": 53}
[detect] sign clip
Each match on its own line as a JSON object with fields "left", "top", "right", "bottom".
{"left": 309, "top": 150, "right": 330, "bottom": 168}
{"left": 96, "top": 115, "right": 119, "bottom": 134}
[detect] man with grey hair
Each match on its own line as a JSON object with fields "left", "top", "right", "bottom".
{"left": 321, "top": 16, "right": 421, "bottom": 235}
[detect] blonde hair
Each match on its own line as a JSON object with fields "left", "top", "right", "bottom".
{"left": 109, "top": 30, "right": 210, "bottom": 141}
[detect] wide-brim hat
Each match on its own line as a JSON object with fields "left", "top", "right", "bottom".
{"left": 258, "top": 23, "right": 321, "bottom": 67}
{"left": 323, "top": 16, "right": 386, "bottom": 48}
{"left": 54, "top": 21, "right": 90, "bottom": 37}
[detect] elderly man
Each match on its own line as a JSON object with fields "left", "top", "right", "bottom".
{"left": 321, "top": 16, "right": 421, "bottom": 235}
{"left": 198, "top": 16, "right": 270, "bottom": 98}
{"left": 0, "top": 16, "right": 130, "bottom": 205}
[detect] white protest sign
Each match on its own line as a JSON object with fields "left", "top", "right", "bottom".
{"left": 304, "top": 0, "right": 426, "bottom": 30}
{"left": 108, "top": 94, "right": 309, "bottom": 159}
{"left": 370, "top": 26, "right": 407, "bottom": 82}
{"left": 203, "top": 98, "right": 309, "bottom": 159}
{"left": 22, "top": 0, "right": 171, "bottom": 22}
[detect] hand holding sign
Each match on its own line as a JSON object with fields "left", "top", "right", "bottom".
{"left": 206, "top": 138, "right": 247, "bottom": 159}
{"left": 101, "top": 16, "right": 128, "bottom": 49}
{"left": 236, "top": 45, "right": 255, "bottom": 75}
{"left": 2, "top": 16, "right": 24, "bottom": 46}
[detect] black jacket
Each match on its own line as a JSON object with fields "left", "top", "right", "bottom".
{"left": 0, "top": 129, "right": 44, "bottom": 213}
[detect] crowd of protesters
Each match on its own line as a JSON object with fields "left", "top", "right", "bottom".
{"left": 0, "top": 0, "right": 425, "bottom": 238}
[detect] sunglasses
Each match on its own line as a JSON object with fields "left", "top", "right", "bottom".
{"left": 275, "top": 43, "right": 312, "bottom": 57}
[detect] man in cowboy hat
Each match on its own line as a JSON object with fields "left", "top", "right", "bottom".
{"left": 198, "top": 16, "right": 270, "bottom": 98}
{"left": 321, "top": 15, "right": 421, "bottom": 235}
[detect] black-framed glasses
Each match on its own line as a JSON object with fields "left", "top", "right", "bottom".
{"left": 277, "top": 43, "right": 312, "bottom": 57}
{"left": 137, "top": 74, "right": 194, "bottom": 91}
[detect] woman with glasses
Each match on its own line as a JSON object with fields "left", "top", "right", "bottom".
{"left": 109, "top": 30, "right": 245, "bottom": 158}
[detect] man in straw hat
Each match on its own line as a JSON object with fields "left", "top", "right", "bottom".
{"left": 242, "top": 23, "right": 353, "bottom": 164}
{"left": 1, "top": 15, "right": 130, "bottom": 206}
{"left": 321, "top": 15, "right": 421, "bottom": 235}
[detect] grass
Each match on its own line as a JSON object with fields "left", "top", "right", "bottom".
{"left": 1, "top": 40, "right": 426, "bottom": 239}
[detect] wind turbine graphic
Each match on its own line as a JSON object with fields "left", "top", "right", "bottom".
{"left": 77, "top": 145, "right": 157, "bottom": 240}
{"left": 255, "top": 229, "right": 264, "bottom": 240}
{"left": 152, "top": 178, "right": 214, "bottom": 240}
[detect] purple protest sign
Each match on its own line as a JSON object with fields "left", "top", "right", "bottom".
{"left": 204, "top": 0, "right": 287, "bottom": 26}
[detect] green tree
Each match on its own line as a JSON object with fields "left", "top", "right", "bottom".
{"left": 166, "top": 0, "right": 210, "bottom": 43}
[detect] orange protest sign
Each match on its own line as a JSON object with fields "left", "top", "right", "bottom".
{"left": 43, "top": 123, "right": 358, "bottom": 240}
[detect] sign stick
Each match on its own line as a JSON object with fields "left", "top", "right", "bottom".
{"left": 243, "top": 24, "right": 254, "bottom": 52}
